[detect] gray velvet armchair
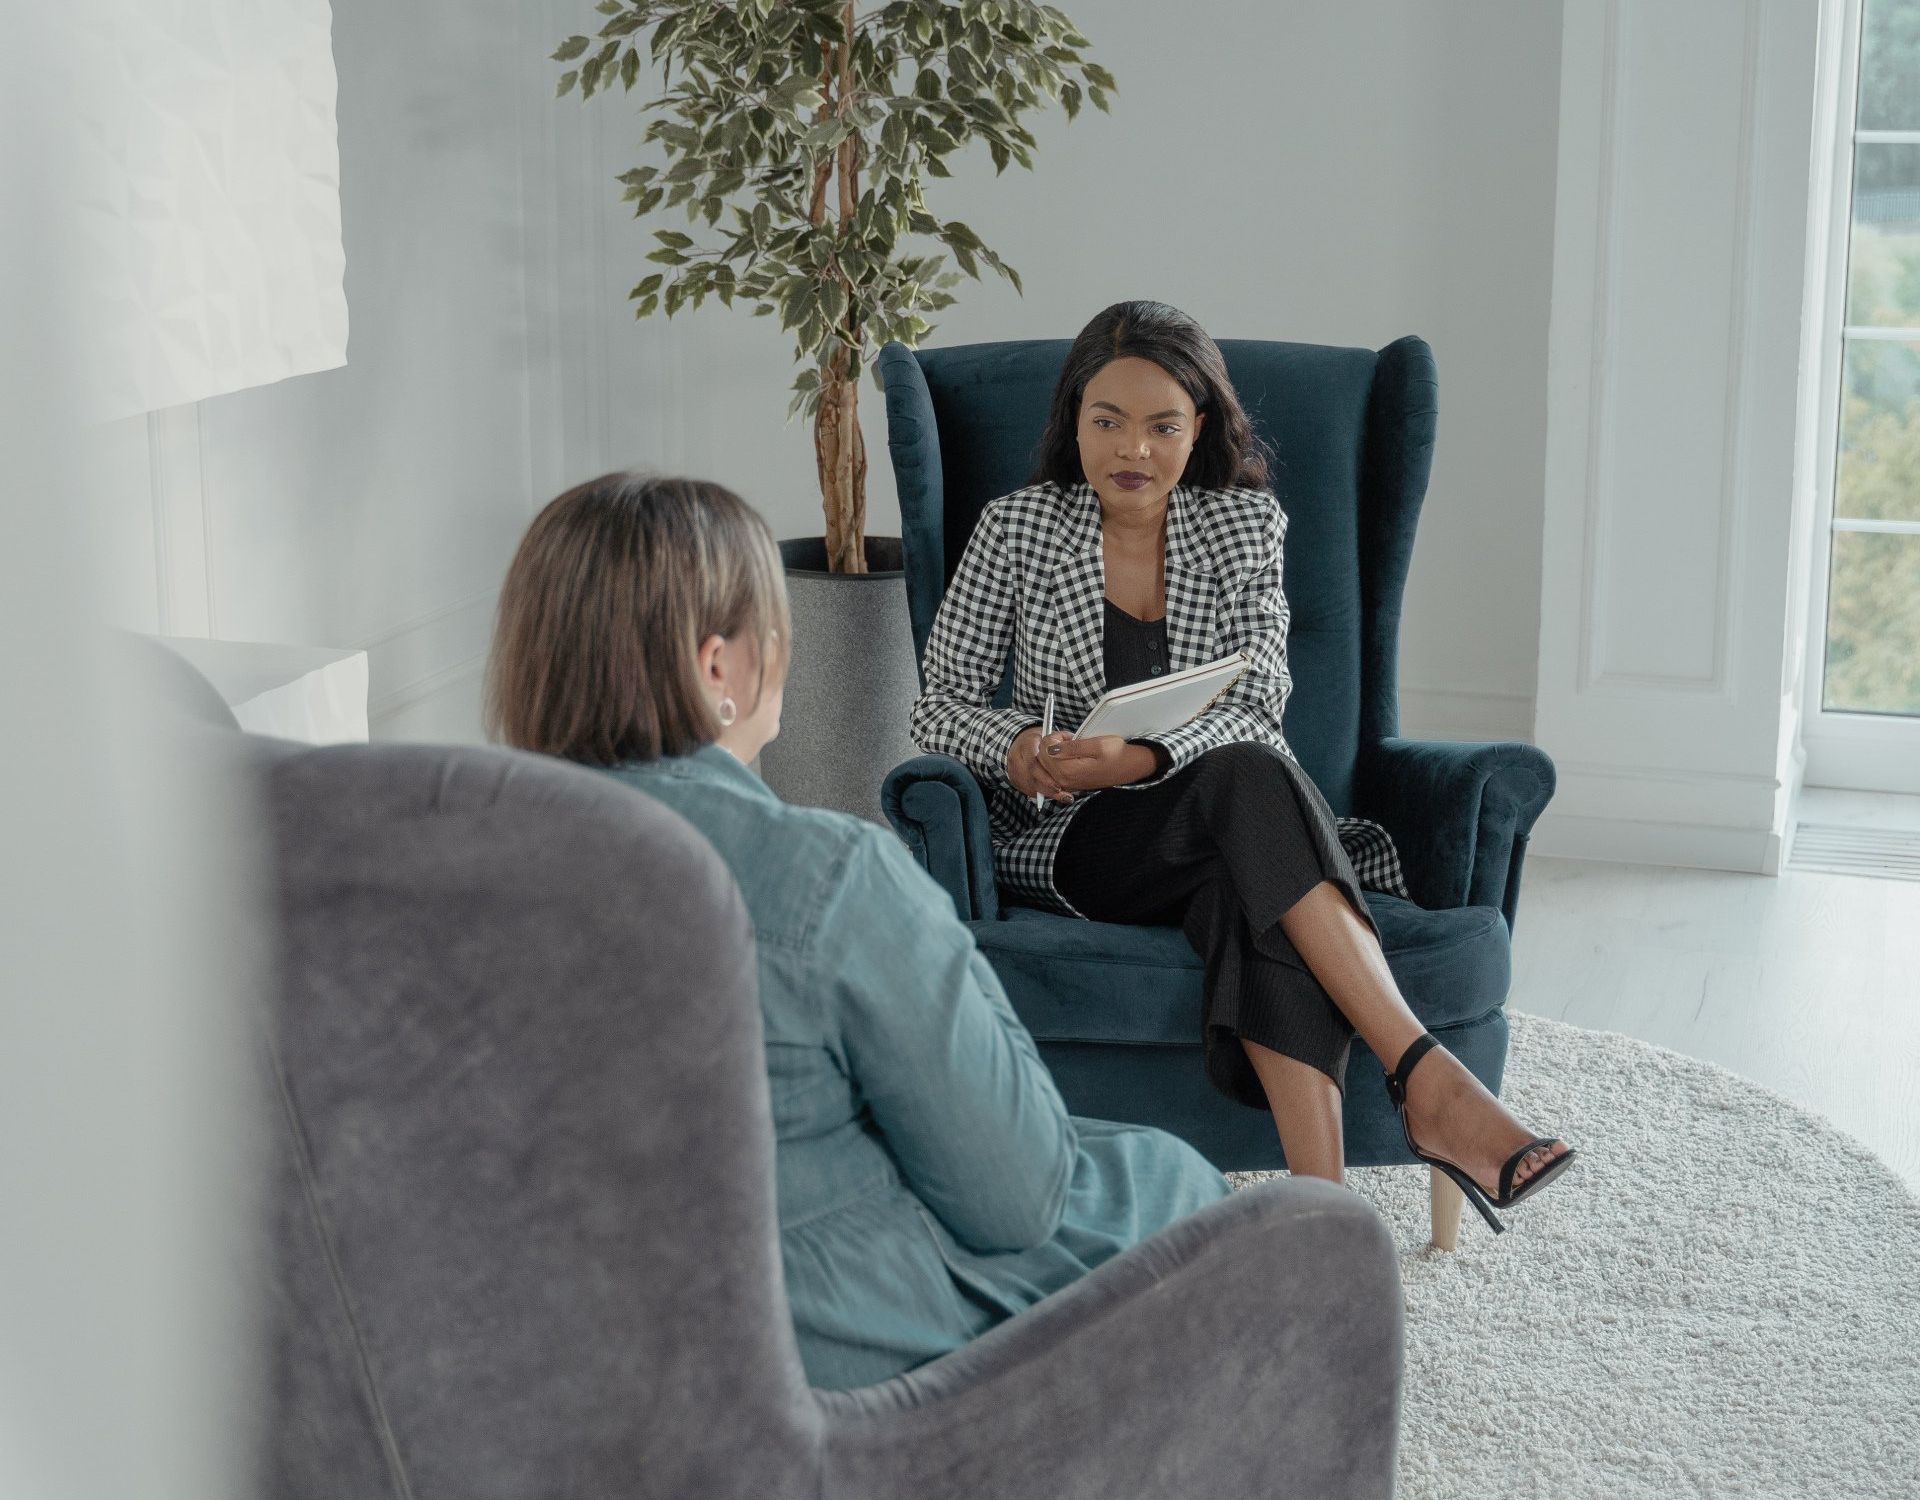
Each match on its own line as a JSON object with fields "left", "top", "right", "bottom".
{"left": 238, "top": 728, "right": 1407, "bottom": 1499}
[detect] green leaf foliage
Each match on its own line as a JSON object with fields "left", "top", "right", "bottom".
{"left": 549, "top": 0, "right": 1116, "bottom": 398}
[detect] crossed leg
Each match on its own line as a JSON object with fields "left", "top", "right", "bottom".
{"left": 1248, "top": 880, "right": 1569, "bottom": 1208}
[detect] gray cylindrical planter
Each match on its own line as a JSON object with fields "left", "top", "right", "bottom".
{"left": 755, "top": 535, "right": 923, "bottom": 824}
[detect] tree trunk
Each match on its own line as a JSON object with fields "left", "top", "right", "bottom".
{"left": 815, "top": 354, "right": 864, "bottom": 574}
{"left": 813, "top": 0, "right": 867, "bottom": 574}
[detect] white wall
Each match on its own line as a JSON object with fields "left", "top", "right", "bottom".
{"left": 576, "top": 0, "right": 1566, "bottom": 744}
{"left": 88, "top": 0, "right": 1565, "bottom": 747}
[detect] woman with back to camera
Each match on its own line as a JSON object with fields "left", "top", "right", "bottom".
{"left": 910, "top": 300, "right": 1578, "bottom": 1230}
{"left": 484, "top": 472, "right": 1235, "bottom": 1391}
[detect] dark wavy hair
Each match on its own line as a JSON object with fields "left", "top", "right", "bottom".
{"left": 1030, "top": 301, "right": 1273, "bottom": 490}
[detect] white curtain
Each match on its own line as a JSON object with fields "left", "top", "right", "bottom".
{"left": 79, "top": 0, "right": 348, "bottom": 420}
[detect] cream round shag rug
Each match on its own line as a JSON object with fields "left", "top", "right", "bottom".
{"left": 1227, "top": 1011, "right": 1920, "bottom": 1500}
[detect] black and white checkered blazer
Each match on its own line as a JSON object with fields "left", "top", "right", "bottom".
{"left": 909, "top": 478, "right": 1411, "bottom": 917}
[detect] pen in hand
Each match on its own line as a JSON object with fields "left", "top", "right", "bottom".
{"left": 1034, "top": 692, "right": 1055, "bottom": 810}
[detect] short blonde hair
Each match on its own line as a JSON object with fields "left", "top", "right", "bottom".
{"left": 484, "top": 472, "right": 790, "bottom": 765}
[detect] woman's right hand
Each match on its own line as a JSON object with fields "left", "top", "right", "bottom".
{"left": 1008, "top": 726, "right": 1075, "bottom": 805}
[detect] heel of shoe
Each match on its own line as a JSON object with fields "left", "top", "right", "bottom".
{"left": 1433, "top": 1159, "right": 1506, "bottom": 1235}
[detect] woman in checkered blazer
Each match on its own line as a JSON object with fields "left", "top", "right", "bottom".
{"left": 910, "top": 301, "right": 1575, "bottom": 1218}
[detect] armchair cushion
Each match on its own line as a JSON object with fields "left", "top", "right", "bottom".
{"left": 975, "top": 899, "right": 1510, "bottom": 1048}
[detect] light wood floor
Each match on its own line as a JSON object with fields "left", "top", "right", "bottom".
{"left": 1507, "top": 787, "right": 1920, "bottom": 1194}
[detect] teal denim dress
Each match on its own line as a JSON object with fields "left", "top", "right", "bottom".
{"left": 604, "top": 745, "right": 1232, "bottom": 1391}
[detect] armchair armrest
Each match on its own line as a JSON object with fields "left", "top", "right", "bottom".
{"left": 1357, "top": 736, "right": 1556, "bottom": 930}
{"left": 881, "top": 754, "right": 1001, "bottom": 922}
{"left": 814, "top": 1177, "right": 1403, "bottom": 1500}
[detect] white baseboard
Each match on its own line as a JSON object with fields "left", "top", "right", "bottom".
{"left": 1528, "top": 809, "right": 1783, "bottom": 875}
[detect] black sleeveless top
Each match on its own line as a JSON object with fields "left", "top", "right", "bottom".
{"left": 1103, "top": 596, "right": 1171, "bottom": 689}
{"left": 1102, "top": 598, "right": 1174, "bottom": 777}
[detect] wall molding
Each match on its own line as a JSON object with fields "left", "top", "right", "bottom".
{"left": 1573, "top": 0, "right": 1624, "bottom": 697}
{"left": 517, "top": 0, "right": 569, "bottom": 513}
{"left": 1578, "top": 0, "right": 1760, "bottom": 703}
{"left": 1544, "top": 752, "right": 1792, "bottom": 870}
{"left": 586, "top": 89, "right": 615, "bottom": 478}
{"left": 146, "top": 403, "right": 215, "bottom": 638}
{"left": 354, "top": 586, "right": 499, "bottom": 655}
{"left": 1703, "top": 0, "right": 1766, "bottom": 706}
{"left": 1529, "top": 808, "right": 1783, "bottom": 876}
{"left": 355, "top": 586, "right": 500, "bottom": 737}
{"left": 1552, "top": 757, "right": 1782, "bottom": 788}
{"left": 369, "top": 651, "right": 489, "bottom": 725}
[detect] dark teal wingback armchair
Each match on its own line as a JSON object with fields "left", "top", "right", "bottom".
{"left": 876, "top": 335, "right": 1557, "bottom": 1246}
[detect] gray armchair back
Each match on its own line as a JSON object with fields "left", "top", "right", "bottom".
{"left": 258, "top": 741, "right": 816, "bottom": 1497}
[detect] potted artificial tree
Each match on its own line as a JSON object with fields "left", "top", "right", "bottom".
{"left": 554, "top": 0, "right": 1115, "bottom": 818}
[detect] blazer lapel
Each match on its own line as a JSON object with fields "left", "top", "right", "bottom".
{"left": 1163, "top": 484, "right": 1219, "bottom": 671}
{"left": 1046, "top": 482, "right": 1108, "bottom": 712}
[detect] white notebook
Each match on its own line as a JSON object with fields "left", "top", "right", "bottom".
{"left": 1074, "top": 651, "right": 1250, "bottom": 741}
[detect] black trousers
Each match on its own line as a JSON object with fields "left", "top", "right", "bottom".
{"left": 1052, "top": 741, "right": 1385, "bottom": 1109}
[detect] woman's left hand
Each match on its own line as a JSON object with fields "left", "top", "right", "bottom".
{"left": 1041, "top": 733, "right": 1160, "bottom": 792}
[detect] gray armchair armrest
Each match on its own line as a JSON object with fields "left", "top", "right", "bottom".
{"left": 1356, "top": 736, "right": 1556, "bottom": 930}
{"left": 882, "top": 753, "right": 1001, "bottom": 922}
{"left": 816, "top": 1177, "right": 1403, "bottom": 1500}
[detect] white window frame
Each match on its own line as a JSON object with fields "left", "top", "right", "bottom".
{"left": 1801, "top": 0, "right": 1920, "bottom": 795}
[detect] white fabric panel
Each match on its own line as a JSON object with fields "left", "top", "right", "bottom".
{"left": 158, "top": 636, "right": 370, "bottom": 744}
{"left": 79, "top": 0, "right": 347, "bottom": 420}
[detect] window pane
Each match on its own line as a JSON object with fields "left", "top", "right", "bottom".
{"left": 1836, "top": 338, "right": 1920, "bottom": 522}
{"left": 1823, "top": 532, "right": 1920, "bottom": 715}
{"left": 1847, "top": 147, "right": 1920, "bottom": 325}
{"left": 1858, "top": 0, "right": 1920, "bottom": 131}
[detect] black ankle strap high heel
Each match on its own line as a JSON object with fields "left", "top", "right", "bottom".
{"left": 1383, "top": 1030, "right": 1577, "bottom": 1235}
